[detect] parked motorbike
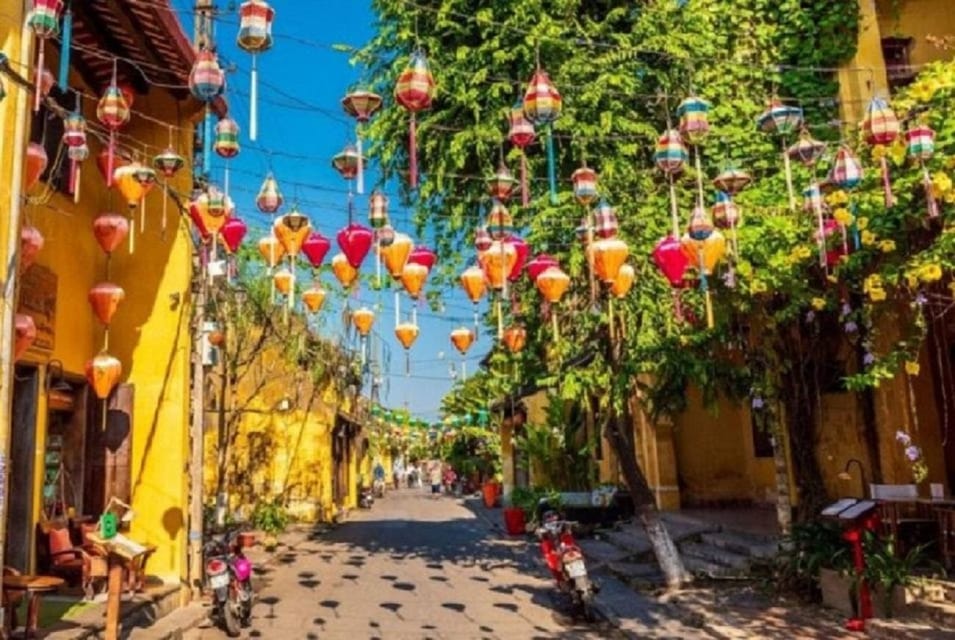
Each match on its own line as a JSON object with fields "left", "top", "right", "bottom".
{"left": 536, "top": 507, "right": 597, "bottom": 621}
{"left": 203, "top": 527, "right": 254, "bottom": 637}
{"left": 359, "top": 486, "right": 375, "bottom": 509}
{"left": 373, "top": 477, "right": 386, "bottom": 498}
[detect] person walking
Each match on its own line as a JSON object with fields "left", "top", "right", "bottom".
{"left": 429, "top": 462, "right": 443, "bottom": 499}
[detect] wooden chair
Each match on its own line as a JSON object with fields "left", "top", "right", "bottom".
{"left": 36, "top": 522, "right": 96, "bottom": 599}
{"left": 870, "top": 483, "right": 935, "bottom": 555}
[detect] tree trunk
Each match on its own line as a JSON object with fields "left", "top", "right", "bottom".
{"left": 770, "top": 408, "right": 793, "bottom": 536}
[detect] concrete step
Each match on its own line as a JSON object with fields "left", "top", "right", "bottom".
{"left": 868, "top": 618, "right": 955, "bottom": 640}
{"left": 578, "top": 538, "right": 630, "bottom": 565}
{"left": 601, "top": 528, "right": 652, "bottom": 556}
{"left": 911, "top": 600, "right": 955, "bottom": 629}
{"left": 680, "top": 542, "right": 752, "bottom": 571}
{"left": 681, "top": 552, "right": 746, "bottom": 578}
{"left": 698, "top": 531, "right": 779, "bottom": 561}
{"left": 605, "top": 561, "right": 666, "bottom": 589}
{"left": 125, "top": 602, "right": 208, "bottom": 639}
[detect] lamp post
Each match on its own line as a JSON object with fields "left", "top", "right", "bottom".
{"left": 838, "top": 458, "right": 869, "bottom": 499}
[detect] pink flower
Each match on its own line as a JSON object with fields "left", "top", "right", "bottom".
{"left": 905, "top": 445, "right": 922, "bottom": 462}
{"left": 896, "top": 430, "right": 912, "bottom": 445}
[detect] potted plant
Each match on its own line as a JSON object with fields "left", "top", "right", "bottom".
{"left": 862, "top": 533, "right": 938, "bottom": 618}
{"left": 775, "top": 520, "right": 852, "bottom": 612}
{"left": 251, "top": 500, "right": 288, "bottom": 551}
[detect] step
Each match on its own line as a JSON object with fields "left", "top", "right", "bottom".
{"left": 602, "top": 527, "right": 652, "bottom": 556}
{"left": 680, "top": 542, "right": 752, "bottom": 571}
{"left": 605, "top": 561, "right": 666, "bottom": 588}
{"left": 867, "top": 618, "right": 955, "bottom": 640}
{"left": 911, "top": 600, "right": 955, "bottom": 629}
{"left": 578, "top": 538, "right": 630, "bottom": 565}
{"left": 699, "top": 531, "right": 779, "bottom": 560}
{"left": 681, "top": 553, "right": 746, "bottom": 578}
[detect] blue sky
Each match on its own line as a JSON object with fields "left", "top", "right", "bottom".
{"left": 173, "top": 1, "right": 486, "bottom": 421}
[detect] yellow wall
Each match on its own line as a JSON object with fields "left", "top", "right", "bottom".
{"left": 876, "top": 0, "right": 955, "bottom": 68}
{"left": 0, "top": 17, "right": 196, "bottom": 581}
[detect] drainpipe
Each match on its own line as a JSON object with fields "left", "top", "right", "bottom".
{"left": 0, "top": 19, "right": 34, "bottom": 630}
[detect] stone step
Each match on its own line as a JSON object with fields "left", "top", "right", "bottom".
{"left": 680, "top": 542, "right": 752, "bottom": 571}
{"left": 911, "top": 600, "right": 955, "bottom": 629}
{"left": 601, "top": 528, "right": 652, "bottom": 556}
{"left": 867, "top": 618, "right": 955, "bottom": 640}
{"left": 681, "top": 552, "right": 747, "bottom": 578}
{"left": 578, "top": 537, "right": 631, "bottom": 565}
{"left": 605, "top": 561, "right": 666, "bottom": 588}
{"left": 698, "top": 531, "right": 779, "bottom": 560}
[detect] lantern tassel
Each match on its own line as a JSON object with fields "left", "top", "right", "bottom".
{"left": 551, "top": 310, "right": 559, "bottom": 344}
{"left": 496, "top": 298, "right": 503, "bottom": 340}
{"left": 107, "top": 131, "right": 115, "bottom": 188}
{"left": 608, "top": 297, "right": 614, "bottom": 342}
{"left": 520, "top": 151, "right": 529, "bottom": 207}
{"left": 880, "top": 156, "right": 895, "bottom": 208}
{"left": 287, "top": 258, "right": 295, "bottom": 315}
{"left": 140, "top": 197, "right": 146, "bottom": 235}
{"left": 546, "top": 125, "right": 558, "bottom": 205}
{"left": 669, "top": 174, "right": 680, "bottom": 237}
{"left": 73, "top": 164, "right": 80, "bottom": 204}
{"left": 356, "top": 135, "right": 365, "bottom": 195}
{"left": 408, "top": 113, "right": 418, "bottom": 189}
{"left": 405, "top": 350, "right": 410, "bottom": 376}
{"left": 69, "top": 159, "right": 77, "bottom": 198}
{"left": 101, "top": 399, "right": 107, "bottom": 431}
{"left": 840, "top": 224, "right": 849, "bottom": 257}
{"left": 128, "top": 217, "right": 135, "bottom": 254}
{"left": 203, "top": 107, "right": 213, "bottom": 177}
{"left": 34, "top": 39, "right": 45, "bottom": 113}
{"left": 161, "top": 184, "right": 168, "bottom": 238}
{"left": 58, "top": 9, "right": 73, "bottom": 90}
{"left": 250, "top": 54, "right": 258, "bottom": 142}
{"left": 673, "top": 291, "right": 683, "bottom": 323}
{"left": 850, "top": 202, "right": 861, "bottom": 250}
{"left": 782, "top": 142, "right": 796, "bottom": 212}
{"left": 924, "top": 167, "right": 940, "bottom": 219}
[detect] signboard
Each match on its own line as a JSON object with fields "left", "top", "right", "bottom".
{"left": 17, "top": 264, "right": 57, "bottom": 357}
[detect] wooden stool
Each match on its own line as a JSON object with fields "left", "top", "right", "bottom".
{"left": 1, "top": 575, "right": 65, "bottom": 638}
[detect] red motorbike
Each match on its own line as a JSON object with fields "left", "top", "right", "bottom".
{"left": 536, "top": 508, "right": 597, "bottom": 621}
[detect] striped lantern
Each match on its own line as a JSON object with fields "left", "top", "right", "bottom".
{"left": 712, "top": 168, "right": 751, "bottom": 196}
{"left": 188, "top": 50, "right": 225, "bottom": 178}
{"left": 368, "top": 191, "right": 388, "bottom": 229}
{"left": 474, "top": 226, "right": 492, "bottom": 252}
{"left": 907, "top": 124, "right": 938, "bottom": 219}
{"left": 96, "top": 82, "right": 130, "bottom": 189}
{"left": 27, "top": 0, "right": 62, "bottom": 112}
{"left": 256, "top": 173, "right": 284, "bottom": 214}
{"left": 592, "top": 200, "right": 618, "bottom": 239}
{"left": 486, "top": 163, "right": 517, "bottom": 202}
{"left": 757, "top": 99, "right": 804, "bottom": 136}
{"left": 829, "top": 145, "right": 864, "bottom": 190}
{"left": 342, "top": 90, "right": 383, "bottom": 194}
{"left": 214, "top": 118, "right": 240, "bottom": 158}
{"left": 712, "top": 192, "right": 740, "bottom": 230}
{"left": 677, "top": 96, "right": 710, "bottom": 146}
{"left": 787, "top": 129, "right": 826, "bottom": 167}
{"left": 571, "top": 167, "right": 598, "bottom": 206}
{"left": 153, "top": 147, "right": 184, "bottom": 178}
{"left": 863, "top": 97, "right": 900, "bottom": 208}
{"left": 332, "top": 144, "right": 361, "bottom": 182}
{"left": 486, "top": 201, "right": 513, "bottom": 240}
{"left": 237, "top": 0, "right": 274, "bottom": 141}
{"left": 62, "top": 111, "right": 86, "bottom": 201}
{"left": 654, "top": 129, "right": 687, "bottom": 174}
{"left": 523, "top": 68, "right": 562, "bottom": 204}
{"left": 507, "top": 102, "right": 536, "bottom": 207}
{"left": 394, "top": 50, "right": 435, "bottom": 189}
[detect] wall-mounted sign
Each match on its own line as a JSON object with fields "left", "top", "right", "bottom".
{"left": 17, "top": 264, "right": 57, "bottom": 357}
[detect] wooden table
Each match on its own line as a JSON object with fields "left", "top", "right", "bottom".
{"left": 2, "top": 575, "right": 65, "bottom": 638}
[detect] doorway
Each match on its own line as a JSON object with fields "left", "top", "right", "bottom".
{"left": 5, "top": 366, "right": 39, "bottom": 572}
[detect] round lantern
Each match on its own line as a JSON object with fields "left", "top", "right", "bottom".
{"left": 208, "top": 328, "right": 225, "bottom": 347}
{"left": 460, "top": 266, "right": 487, "bottom": 304}
{"left": 368, "top": 191, "right": 388, "bottom": 229}
{"left": 88, "top": 282, "right": 125, "bottom": 326}
{"left": 380, "top": 232, "right": 413, "bottom": 278}
{"left": 92, "top": 214, "right": 129, "bottom": 255}
{"left": 450, "top": 327, "right": 475, "bottom": 355}
{"left": 395, "top": 323, "right": 419, "bottom": 350}
{"left": 535, "top": 266, "right": 570, "bottom": 304}
{"left": 188, "top": 50, "right": 225, "bottom": 101}
{"left": 712, "top": 168, "right": 751, "bottom": 196}
{"left": 342, "top": 89, "right": 382, "bottom": 194}
{"left": 14, "top": 314, "right": 37, "bottom": 361}
{"left": 654, "top": 129, "right": 687, "bottom": 174}
{"left": 301, "top": 286, "right": 326, "bottom": 313}
{"left": 407, "top": 246, "right": 437, "bottom": 273}
{"left": 220, "top": 217, "right": 248, "bottom": 254}
{"left": 526, "top": 253, "right": 558, "bottom": 282}
{"left": 337, "top": 223, "right": 374, "bottom": 268}
{"left": 400, "top": 262, "right": 428, "bottom": 299}
{"left": 214, "top": 117, "right": 240, "bottom": 158}
{"left": 507, "top": 102, "right": 536, "bottom": 207}
{"left": 273, "top": 269, "right": 293, "bottom": 295}
{"left": 352, "top": 307, "right": 375, "bottom": 337}
{"left": 591, "top": 238, "right": 629, "bottom": 284}
{"left": 829, "top": 145, "right": 864, "bottom": 190}
{"left": 274, "top": 207, "right": 311, "bottom": 257}
{"left": 487, "top": 164, "right": 518, "bottom": 202}
{"left": 479, "top": 240, "right": 517, "bottom": 291}
{"left": 85, "top": 352, "right": 122, "bottom": 399}
{"left": 27, "top": 0, "right": 61, "bottom": 111}
{"left": 611, "top": 264, "right": 635, "bottom": 299}
{"left": 301, "top": 231, "right": 331, "bottom": 268}
{"left": 256, "top": 173, "right": 284, "bottom": 214}
{"left": 258, "top": 236, "right": 286, "bottom": 267}
{"left": 332, "top": 144, "right": 361, "bottom": 181}
{"left": 486, "top": 201, "right": 513, "bottom": 240}
{"left": 24, "top": 143, "right": 48, "bottom": 191}
{"left": 592, "top": 200, "right": 619, "bottom": 239}
{"left": 757, "top": 99, "right": 804, "bottom": 136}
{"left": 474, "top": 227, "right": 492, "bottom": 252}
{"left": 677, "top": 96, "right": 710, "bottom": 145}
{"left": 96, "top": 82, "right": 131, "bottom": 188}
{"left": 571, "top": 166, "right": 598, "bottom": 206}
{"left": 332, "top": 253, "right": 359, "bottom": 288}
{"left": 523, "top": 68, "right": 562, "bottom": 204}
{"left": 712, "top": 192, "right": 740, "bottom": 229}
{"left": 189, "top": 186, "right": 233, "bottom": 238}
{"left": 907, "top": 124, "right": 939, "bottom": 219}
{"left": 394, "top": 50, "right": 436, "bottom": 189}
{"left": 20, "top": 225, "right": 44, "bottom": 272}
{"left": 236, "top": 0, "right": 275, "bottom": 141}
{"left": 787, "top": 130, "right": 827, "bottom": 167}
{"left": 501, "top": 325, "right": 526, "bottom": 354}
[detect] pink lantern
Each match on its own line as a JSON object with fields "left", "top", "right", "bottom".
{"left": 526, "top": 253, "right": 558, "bottom": 282}
{"left": 220, "top": 217, "right": 248, "bottom": 254}
{"left": 651, "top": 236, "right": 690, "bottom": 288}
{"left": 14, "top": 314, "right": 37, "bottom": 361}
{"left": 20, "top": 225, "right": 44, "bottom": 272}
{"left": 407, "top": 246, "right": 437, "bottom": 273}
{"left": 337, "top": 223, "right": 374, "bottom": 268}
{"left": 506, "top": 236, "right": 528, "bottom": 282}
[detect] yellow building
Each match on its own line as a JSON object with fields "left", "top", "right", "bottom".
{"left": 1, "top": 2, "right": 201, "bottom": 585}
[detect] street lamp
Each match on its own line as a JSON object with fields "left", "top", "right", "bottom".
{"left": 838, "top": 458, "right": 868, "bottom": 499}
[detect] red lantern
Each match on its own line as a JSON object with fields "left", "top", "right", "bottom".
{"left": 652, "top": 236, "right": 690, "bottom": 287}
{"left": 407, "top": 246, "right": 437, "bottom": 273}
{"left": 506, "top": 236, "right": 528, "bottom": 282}
{"left": 394, "top": 50, "right": 435, "bottom": 188}
{"left": 92, "top": 213, "right": 129, "bottom": 255}
{"left": 301, "top": 231, "right": 331, "bottom": 268}
{"left": 14, "top": 314, "right": 36, "bottom": 362}
{"left": 220, "top": 217, "right": 248, "bottom": 254}
{"left": 526, "top": 253, "right": 558, "bottom": 282}
{"left": 24, "top": 143, "right": 47, "bottom": 191}
{"left": 332, "top": 144, "right": 361, "bottom": 181}
{"left": 571, "top": 167, "right": 598, "bottom": 206}
{"left": 88, "top": 282, "right": 125, "bottom": 326}
{"left": 337, "top": 223, "right": 374, "bottom": 268}
{"left": 20, "top": 225, "right": 44, "bottom": 272}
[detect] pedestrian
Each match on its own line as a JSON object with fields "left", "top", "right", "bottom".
{"left": 443, "top": 464, "right": 457, "bottom": 495}
{"left": 429, "top": 462, "right": 443, "bottom": 499}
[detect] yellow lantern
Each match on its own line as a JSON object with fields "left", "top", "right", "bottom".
{"left": 352, "top": 307, "right": 375, "bottom": 337}
{"left": 302, "top": 286, "right": 326, "bottom": 313}
{"left": 479, "top": 240, "right": 517, "bottom": 291}
{"left": 379, "top": 232, "right": 413, "bottom": 278}
{"left": 591, "top": 238, "right": 629, "bottom": 284}
{"left": 113, "top": 162, "right": 156, "bottom": 210}
{"left": 395, "top": 322, "right": 420, "bottom": 350}
{"left": 611, "top": 264, "right": 635, "bottom": 298}
{"left": 502, "top": 325, "right": 526, "bottom": 354}
{"left": 700, "top": 230, "right": 727, "bottom": 275}
{"left": 460, "top": 266, "right": 487, "bottom": 304}
{"left": 258, "top": 236, "right": 286, "bottom": 267}
{"left": 273, "top": 269, "right": 293, "bottom": 295}
{"left": 274, "top": 207, "right": 311, "bottom": 257}
{"left": 85, "top": 352, "right": 122, "bottom": 400}
{"left": 332, "top": 253, "right": 359, "bottom": 289}
{"left": 401, "top": 262, "right": 428, "bottom": 299}
{"left": 535, "top": 266, "right": 570, "bottom": 304}
{"left": 450, "top": 327, "right": 475, "bottom": 355}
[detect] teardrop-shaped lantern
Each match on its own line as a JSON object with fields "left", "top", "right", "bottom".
{"left": 787, "top": 130, "right": 826, "bottom": 167}
{"left": 401, "top": 262, "right": 429, "bottom": 299}
{"left": 535, "top": 266, "right": 570, "bottom": 304}
{"left": 214, "top": 117, "right": 240, "bottom": 158}
{"left": 611, "top": 264, "right": 635, "bottom": 298}
{"left": 332, "top": 253, "right": 359, "bottom": 288}
{"left": 829, "top": 145, "right": 864, "bottom": 190}
{"left": 258, "top": 236, "right": 286, "bottom": 267}
{"left": 486, "top": 164, "right": 517, "bottom": 202}
{"left": 301, "top": 286, "right": 326, "bottom": 313}
{"left": 479, "top": 240, "right": 517, "bottom": 291}
{"left": 14, "top": 314, "right": 36, "bottom": 362}
{"left": 189, "top": 186, "right": 234, "bottom": 238}
{"left": 506, "top": 236, "right": 528, "bottom": 282}
{"left": 153, "top": 147, "right": 185, "bottom": 178}
{"left": 712, "top": 168, "right": 751, "bottom": 196}
{"left": 526, "top": 253, "right": 559, "bottom": 282}
{"left": 474, "top": 227, "right": 492, "bottom": 252}
{"left": 450, "top": 327, "right": 475, "bottom": 355}
{"left": 592, "top": 200, "right": 619, "bottom": 239}
{"left": 651, "top": 236, "right": 690, "bottom": 287}
{"left": 24, "top": 143, "right": 48, "bottom": 191}
{"left": 677, "top": 96, "right": 711, "bottom": 145}
{"left": 92, "top": 213, "right": 129, "bottom": 254}
{"left": 113, "top": 162, "right": 156, "bottom": 210}
{"left": 188, "top": 50, "right": 226, "bottom": 102}
{"left": 591, "top": 238, "right": 630, "bottom": 284}
{"left": 88, "top": 282, "right": 125, "bottom": 326}
{"left": 394, "top": 50, "right": 436, "bottom": 189}
{"left": 700, "top": 230, "right": 727, "bottom": 275}
{"left": 274, "top": 207, "right": 311, "bottom": 256}
{"left": 352, "top": 307, "right": 375, "bottom": 337}
{"left": 85, "top": 352, "right": 122, "bottom": 399}
{"left": 460, "top": 266, "right": 487, "bottom": 304}
{"left": 368, "top": 191, "right": 388, "bottom": 229}
{"left": 395, "top": 322, "right": 420, "bottom": 350}
{"left": 301, "top": 231, "right": 331, "bottom": 268}
{"left": 501, "top": 325, "right": 526, "bottom": 354}
{"left": 862, "top": 97, "right": 900, "bottom": 146}
{"left": 256, "top": 173, "right": 284, "bottom": 214}
{"left": 571, "top": 167, "right": 598, "bottom": 206}
{"left": 407, "top": 246, "right": 437, "bottom": 273}
{"left": 380, "top": 232, "right": 413, "bottom": 278}
{"left": 220, "top": 217, "right": 248, "bottom": 254}
{"left": 654, "top": 129, "right": 687, "bottom": 174}
{"left": 486, "top": 201, "right": 513, "bottom": 240}
{"left": 337, "top": 223, "right": 374, "bottom": 268}
{"left": 20, "top": 225, "right": 44, "bottom": 272}
{"left": 273, "top": 268, "right": 293, "bottom": 295}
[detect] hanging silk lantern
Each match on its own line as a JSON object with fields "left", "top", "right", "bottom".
{"left": 535, "top": 266, "right": 570, "bottom": 303}
{"left": 502, "top": 325, "right": 526, "bottom": 354}
{"left": 27, "top": 0, "right": 62, "bottom": 113}
{"left": 571, "top": 167, "right": 598, "bottom": 206}
{"left": 14, "top": 314, "right": 37, "bottom": 362}
{"left": 24, "top": 143, "right": 48, "bottom": 192}
{"left": 788, "top": 129, "right": 827, "bottom": 167}
{"left": 681, "top": 209, "right": 725, "bottom": 328}
{"left": 906, "top": 124, "right": 938, "bottom": 219}
{"left": 220, "top": 217, "right": 248, "bottom": 254}
{"left": 342, "top": 90, "right": 383, "bottom": 194}
{"left": 818, "top": 217, "right": 848, "bottom": 268}
{"left": 301, "top": 231, "right": 331, "bottom": 268}
{"left": 450, "top": 327, "right": 475, "bottom": 356}
{"left": 862, "top": 97, "right": 900, "bottom": 208}
{"left": 407, "top": 246, "right": 437, "bottom": 273}
{"left": 332, "top": 144, "right": 361, "bottom": 182}
{"left": 712, "top": 168, "right": 751, "bottom": 196}
{"left": 526, "top": 253, "right": 558, "bottom": 282}
{"left": 592, "top": 200, "right": 619, "bottom": 239}
{"left": 652, "top": 236, "right": 690, "bottom": 287}
{"left": 237, "top": 0, "right": 274, "bottom": 141}
{"left": 337, "top": 223, "right": 374, "bottom": 268}
{"left": 20, "top": 225, "right": 44, "bottom": 272}
{"left": 758, "top": 99, "right": 804, "bottom": 212}
{"left": 113, "top": 162, "right": 156, "bottom": 210}
{"left": 88, "top": 282, "right": 125, "bottom": 326}
{"left": 656, "top": 130, "right": 689, "bottom": 238}
{"left": 188, "top": 50, "right": 226, "bottom": 177}
{"left": 85, "top": 352, "right": 122, "bottom": 399}
{"left": 153, "top": 147, "right": 184, "bottom": 178}
{"left": 96, "top": 80, "right": 130, "bottom": 188}
{"left": 375, "top": 225, "right": 395, "bottom": 248}
{"left": 523, "top": 68, "right": 562, "bottom": 205}
{"left": 460, "top": 266, "right": 487, "bottom": 304}
{"left": 332, "top": 253, "right": 359, "bottom": 288}
{"left": 486, "top": 201, "right": 513, "bottom": 240}
{"left": 394, "top": 50, "right": 435, "bottom": 189}
{"left": 677, "top": 96, "right": 711, "bottom": 145}
{"left": 189, "top": 186, "right": 233, "bottom": 239}
{"left": 712, "top": 191, "right": 740, "bottom": 229}
{"left": 575, "top": 217, "right": 593, "bottom": 244}
{"left": 474, "top": 227, "right": 492, "bottom": 252}
{"left": 487, "top": 163, "right": 518, "bottom": 202}
{"left": 258, "top": 236, "right": 286, "bottom": 267}
{"left": 380, "top": 232, "right": 412, "bottom": 278}
{"left": 214, "top": 118, "right": 240, "bottom": 158}
{"left": 368, "top": 191, "right": 388, "bottom": 229}
{"left": 506, "top": 236, "right": 528, "bottom": 282}
{"left": 400, "top": 262, "right": 428, "bottom": 299}
{"left": 479, "top": 240, "right": 517, "bottom": 291}
{"left": 275, "top": 207, "right": 311, "bottom": 257}
{"left": 352, "top": 307, "right": 375, "bottom": 337}
{"left": 92, "top": 213, "right": 128, "bottom": 255}
{"left": 507, "top": 102, "right": 536, "bottom": 207}
{"left": 611, "top": 264, "right": 635, "bottom": 299}
{"left": 301, "top": 285, "right": 326, "bottom": 314}
{"left": 829, "top": 145, "right": 864, "bottom": 190}
{"left": 395, "top": 322, "right": 419, "bottom": 350}
{"left": 256, "top": 173, "right": 284, "bottom": 214}
{"left": 96, "top": 146, "right": 129, "bottom": 188}
{"left": 273, "top": 269, "right": 293, "bottom": 295}
{"left": 591, "top": 238, "right": 629, "bottom": 284}
{"left": 62, "top": 111, "right": 87, "bottom": 201}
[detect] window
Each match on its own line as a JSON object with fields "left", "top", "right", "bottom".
{"left": 882, "top": 37, "right": 916, "bottom": 90}
{"left": 29, "top": 84, "right": 72, "bottom": 194}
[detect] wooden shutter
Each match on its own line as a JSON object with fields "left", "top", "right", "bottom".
{"left": 85, "top": 384, "right": 134, "bottom": 514}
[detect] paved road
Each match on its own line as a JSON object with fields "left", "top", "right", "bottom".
{"left": 185, "top": 487, "right": 629, "bottom": 639}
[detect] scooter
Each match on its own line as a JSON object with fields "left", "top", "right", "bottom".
{"left": 203, "top": 527, "right": 254, "bottom": 637}
{"left": 536, "top": 506, "right": 598, "bottom": 621}
{"left": 359, "top": 485, "right": 375, "bottom": 508}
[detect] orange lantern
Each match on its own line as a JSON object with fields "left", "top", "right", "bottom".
{"left": 258, "top": 236, "right": 286, "bottom": 267}
{"left": 189, "top": 186, "right": 234, "bottom": 239}
{"left": 332, "top": 253, "right": 359, "bottom": 289}
{"left": 450, "top": 327, "right": 475, "bottom": 355}
{"left": 380, "top": 232, "right": 413, "bottom": 278}
{"left": 92, "top": 214, "right": 129, "bottom": 255}
{"left": 400, "top": 262, "right": 428, "bottom": 299}
{"left": 273, "top": 269, "right": 293, "bottom": 295}
{"left": 88, "top": 282, "right": 125, "bottom": 326}
{"left": 591, "top": 238, "right": 630, "bottom": 284}
{"left": 112, "top": 162, "right": 156, "bottom": 210}
{"left": 302, "top": 286, "right": 326, "bottom": 313}
{"left": 460, "top": 266, "right": 487, "bottom": 304}
{"left": 611, "top": 264, "right": 635, "bottom": 298}
{"left": 395, "top": 322, "right": 419, "bottom": 350}
{"left": 20, "top": 225, "right": 44, "bottom": 272}
{"left": 14, "top": 314, "right": 36, "bottom": 361}
{"left": 502, "top": 325, "right": 526, "bottom": 354}
{"left": 352, "top": 307, "right": 375, "bottom": 337}
{"left": 24, "top": 143, "right": 48, "bottom": 191}
{"left": 85, "top": 352, "right": 123, "bottom": 399}
{"left": 208, "top": 329, "right": 225, "bottom": 347}
{"left": 535, "top": 266, "right": 570, "bottom": 304}
{"left": 274, "top": 206, "right": 311, "bottom": 257}
{"left": 479, "top": 240, "right": 517, "bottom": 291}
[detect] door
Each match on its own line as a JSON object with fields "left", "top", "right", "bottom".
{"left": 5, "top": 366, "right": 39, "bottom": 572}
{"left": 84, "top": 384, "right": 133, "bottom": 515}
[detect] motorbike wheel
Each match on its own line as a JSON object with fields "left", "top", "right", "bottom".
{"left": 573, "top": 577, "right": 597, "bottom": 623}
{"left": 239, "top": 582, "right": 255, "bottom": 627}
{"left": 222, "top": 592, "right": 242, "bottom": 637}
